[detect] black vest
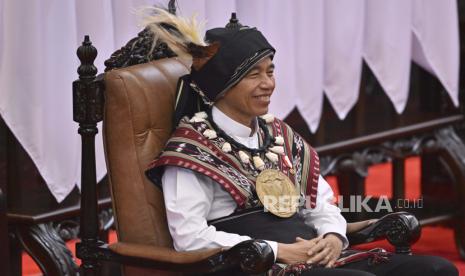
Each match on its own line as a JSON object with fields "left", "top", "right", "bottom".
{"left": 209, "top": 208, "right": 317, "bottom": 243}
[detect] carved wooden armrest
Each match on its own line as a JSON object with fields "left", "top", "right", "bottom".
{"left": 108, "top": 242, "right": 223, "bottom": 263}
{"left": 347, "top": 211, "right": 421, "bottom": 254}
{"left": 77, "top": 239, "right": 274, "bottom": 274}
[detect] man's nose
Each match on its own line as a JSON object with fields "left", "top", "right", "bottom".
{"left": 260, "top": 75, "right": 275, "bottom": 89}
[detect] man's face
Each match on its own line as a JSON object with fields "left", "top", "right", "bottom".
{"left": 215, "top": 57, "right": 275, "bottom": 127}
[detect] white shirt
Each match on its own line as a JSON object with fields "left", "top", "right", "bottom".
{"left": 161, "top": 106, "right": 348, "bottom": 260}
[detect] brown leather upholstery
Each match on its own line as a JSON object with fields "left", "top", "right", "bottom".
{"left": 103, "top": 58, "right": 190, "bottom": 275}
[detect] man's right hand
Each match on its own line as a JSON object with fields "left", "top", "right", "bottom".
{"left": 276, "top": 236, "right": 323, "bottom": 264}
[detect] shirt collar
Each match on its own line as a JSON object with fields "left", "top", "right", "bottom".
{"left": 212, "top": 106, "right": 258, "bottom": 138}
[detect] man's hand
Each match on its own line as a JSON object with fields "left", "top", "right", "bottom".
{"left": 306, "top": 233, "right": 343, "bottom": 268}
{"left": 276, "top": 236, "right": 323, "bottom": 264}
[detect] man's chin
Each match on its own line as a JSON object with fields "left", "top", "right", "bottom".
{"left": 258, "top": 110, "right": 269, "bottom": 117}
{"left": 258, "top": 106, "right": 270, "bottom": 116}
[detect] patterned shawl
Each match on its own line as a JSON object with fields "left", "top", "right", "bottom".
{"left": 146, "top": 116, "right": 320, "bottom": 209}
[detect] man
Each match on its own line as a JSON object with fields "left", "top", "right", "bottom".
{"left": 145, "top": 7, "right": 457, "bottom": 276}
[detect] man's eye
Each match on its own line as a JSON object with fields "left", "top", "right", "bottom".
{"left": 267, "top": 71, "right": 274, "bottom": 76}
{"left": 247, "top": 72, "right": 259, "bottom": 78}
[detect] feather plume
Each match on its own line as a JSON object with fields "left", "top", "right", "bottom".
{"left": 139, "top": 7, "right": 208, "bottom": 61}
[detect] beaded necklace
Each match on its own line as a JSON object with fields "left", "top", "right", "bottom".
{"left": 206, "top": 107, "right": 274, "bottom": 156}
{"left": 190, "top": 110, "right": 290, "bottom": 172}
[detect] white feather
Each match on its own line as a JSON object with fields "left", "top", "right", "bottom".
{"left": 138, "top": 7, "right": 206, "bottom": 61}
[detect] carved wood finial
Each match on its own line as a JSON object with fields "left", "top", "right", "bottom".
{"left": 104, "top": 29, "right": 176, "bottom": 71}
{"left": 103, "top": 1, "right": 179, "bottom": 71}
{"left": 73, "top": 36, "right": 103, "bottom": 273}
{"left": 73, "top": 36, "right": 103, "bottom": 125}
{"left": 168, "top": 0, "right": 177, "bottom": 14}
{"left": 225, "top": 12, "right": 243, "bottom": 29}
{"left": 77, "top": 35, "right": 98, "bottom": 79}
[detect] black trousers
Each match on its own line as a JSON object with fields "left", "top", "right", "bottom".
{"left": 300, "top": 254, "right": 458, "bottom": 276}
{"left": 212, "top": 254, "right": 458, "bottom": 276}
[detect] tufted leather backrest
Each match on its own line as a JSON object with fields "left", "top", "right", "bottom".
{"left": 103, "top": 58, "right": 189, "bottom": 275}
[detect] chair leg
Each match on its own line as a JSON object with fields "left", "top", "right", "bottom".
{"left": 337, "top": 170, "right": 366, "bottom": 222}
{"left": 0, "top": 188, "right": 14, "bottom": 276}
{"left": 9, "top": 229, "right": 22, "bottom": 276}
{"left": 431, "top": 127, "right": 465, "bottom": 259}
{"left": 16, "top": 223, "right": 79, "bottom": 276}
{"left": 392, "top": 158, "right": 405, "bottom": 212}
{"left": 80, "top": 259, "right": 102, "bottom": 276}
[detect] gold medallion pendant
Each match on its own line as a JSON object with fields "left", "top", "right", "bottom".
{"left": 256, "top": 169, "right": 299, "bottom": 218}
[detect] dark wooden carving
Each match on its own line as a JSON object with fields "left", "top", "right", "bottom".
{"left": 429, "top": 126, "right": 465, "bottom": 258}
{"left": 73, "top": 35, "right": 104, "bottom": 276}
{"left": 0, "top": 188, "right": 10, "bottom": 276}
{"left": 104, "top": 0, "right": 178, "bottom": 71}
{"left": 219, "top": 239, "right": 274, "bottom": 274}
{"left": 225, "top": 12, "right": 243, "bottom": 29}
{"left": 348, "top": 212, "right": 421, "bottom": 255}
{"left": 318, "top": 116, "right": 465, "bottom": 177}
{"left": 55, "top": 219, "right": 80, "bottom": 242}
{"left": 55, "top": 209, "right": 114, "bottom": 242}
{"left": 315, "top": 116, "right": 465, "bottom": 257}
{"left": 103, "top": 28, "right": 176, "bottom": 72}
{"left": 167, "top": 0, "right": 176, "bottom": 14}
{"left": 16, "top": 223, "right": 79, "bottom": 276}
{"left": 76, "top": 239, "right": 273, "bottom": 275}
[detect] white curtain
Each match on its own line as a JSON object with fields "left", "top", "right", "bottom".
{"left": 0, "top": 0, "right": 460, "bottom": 202}
{"left": 0, "top": 0, "right": 152, "bottom": 202}
{"left": 0, "top": 0, "right": 81, "bottom": 202}
{"left": 293, "top": 0, "right": 325, "bottom": 132}
{"left": 411, "top": 0, "right": 459, "bottom": 106}
{"left": 323, "top": 0, "right": 364, "bottom": 120}
{"left": 363, "top": 0, "right": 413, "bottom": 113}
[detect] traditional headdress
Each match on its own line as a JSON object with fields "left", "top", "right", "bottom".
{"left": 141, "top": 7, "right": 275, "bottom": 126}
